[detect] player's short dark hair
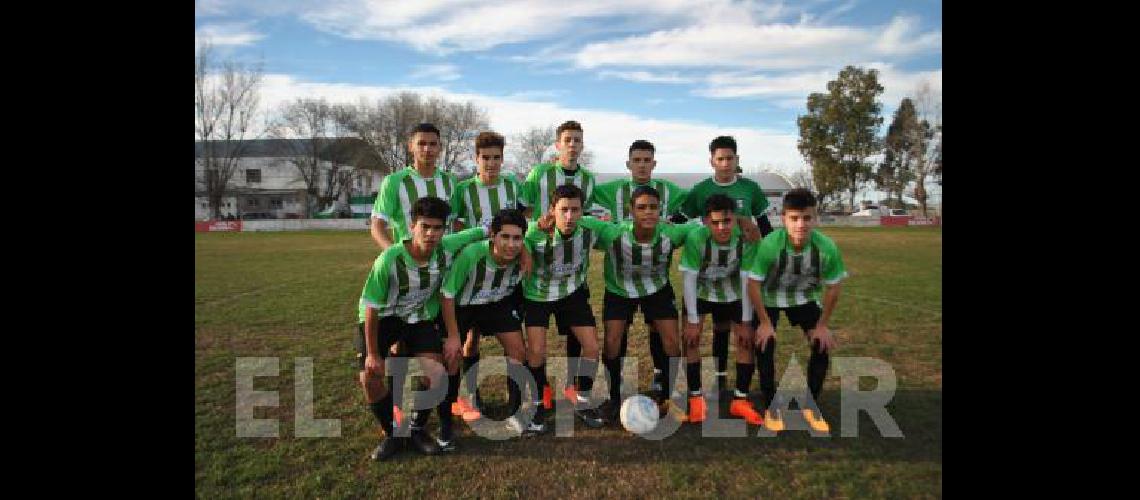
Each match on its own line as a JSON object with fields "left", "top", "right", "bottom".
{"left": 630, "top": 185, "right": 660, "bottom": 204}
{"left": 783, "top": 189, "right": 817, "bottom": 210}
{"left": 628, "top": 139, "right": 655, "bottom": 156}
{"left": 410, "top": 196, "right": 451, "bottom": 223}
{"left": 704, "top": 193, "right": 736, "bottom": 216}
{"left": 556, "top": 120, "right": 583, "bottom": 140}
{"left": 475, "top": 131, "right": 505, "bottom": 152}
{"left": 709, "top": 135, "right": 737, "bottom": 155}
{"left": 550, "top": 184, "right": 584, "bottom": 207}
{"left": 491, "top": 208, "right": 527, "bottom": 234}
{"left": 410, "top": 122, "right": 441, "bottom": 138}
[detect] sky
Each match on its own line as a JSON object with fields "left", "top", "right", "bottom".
{"left": 195, "top": 0, "right": 941, "bottom": 192}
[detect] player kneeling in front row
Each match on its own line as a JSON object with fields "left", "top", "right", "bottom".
{"left": 746, "top": 188, "right": 848, "bottom": 433}
{"left": 440, "top": 209, "right": 532, "bottom": 435}
{"left": 356, "top": 197, "right": 489, "bottom": 460}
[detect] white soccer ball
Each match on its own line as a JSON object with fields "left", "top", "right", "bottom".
{"left": 619, "top": 395, "right": 659, "bottom": 434}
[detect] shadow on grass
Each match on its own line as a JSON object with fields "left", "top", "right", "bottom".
{"left": 447, "top": 389, "right": 940, "bottom": 465}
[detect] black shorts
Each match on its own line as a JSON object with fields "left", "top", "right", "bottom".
{"left": 354, "top": 317, "right": 442, "bottom": 370}
{"left": 754, "top": 302, "right": 822, "bottom": 333}
{"left": 603, "top": 285, "right": 679, "bottom": 322}
{"left": 456, "top": 299, "right": 524, "bottom": 340}
{"left": 524, "top": 285, "right": 596, "bottom": 330}
{"left": 682, "top": 299, "right": 747, "bottom": 325}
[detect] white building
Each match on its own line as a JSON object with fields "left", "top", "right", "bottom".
{"left": 194, "top": 139, "right": 384, "bottom": 220}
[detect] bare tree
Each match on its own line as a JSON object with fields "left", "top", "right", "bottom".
{"left": 194, "top": 41, "right": 263, "bottom": 219}
{"left": 912, "top": 81, "right": 943, "bottom": 216}
{"left": 333, "top": 92, "right": 489, "bottom": 177}
{"left": 788, "top": 169, "right": 815, "bottom": 191}
{"left": 429, "top": 98, "right": 489, "bottom": 176}
{"left": 509, "top": 125, "right": 556, "bottom": 178}
{"left": 268, "top": 98, "right": 334, "bottom": 217}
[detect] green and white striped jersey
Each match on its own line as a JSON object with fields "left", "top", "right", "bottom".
{"left": 678, "top": 225, "right": 758, "bottom": 303}
{"left": 592, "top": 178, "right": 687, "bottom": 222}
{"left": 579, "top": 217, "right": 699, "bottom": 298}
{"left": 357, "top": 227, "right": 487, "bottom": 323}
{"left": 440, "top": 240, "right": 523, "bottom": 306}
{"left": 520, "top": 162, "right": 596, "bottom": 220}
{"left": 522, "top": 220, "right": 599, "bottom": 302}
{"left": 372, "top": 166, "right": 459, "bottom": 242}
{"left": 748, "top": 228, "right": 847, "bottom": 308}
{"left": 450, "top": 174, "right": 523, "bottom": 229}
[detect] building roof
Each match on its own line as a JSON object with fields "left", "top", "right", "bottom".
{"left": 194, "top": 138, "right": 379, "bottom": 167}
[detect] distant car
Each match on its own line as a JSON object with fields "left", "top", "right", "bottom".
{"left": 889, "top": 208, "right": 909, "bottom": 216}
{"left": 851, "top": 208, "right": 880, "bottom": 217}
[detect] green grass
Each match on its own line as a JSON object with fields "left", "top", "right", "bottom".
{"left": 196, "top": 227, "right": 942, "bottom": 498}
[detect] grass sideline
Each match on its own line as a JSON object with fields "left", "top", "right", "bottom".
{"left": 195, "top": 226, "right": 942, "bottom": 498}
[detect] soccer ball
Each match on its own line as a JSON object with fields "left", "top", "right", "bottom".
{"left": 619, "top": 395, "right": 659, "bottom": 434}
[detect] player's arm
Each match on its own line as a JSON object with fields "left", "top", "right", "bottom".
{"left": 361, "top": 257, "right": 391, "bottom": 374}
{"left": 440, "top": 297, "right": 462, "bottom": 365}
{"left": 370, "top": 218, "right": 395, "bottom": 250}
{"left": 520, "top": 165, "right": 541, "bottom": 219}
{"left": 440, "top": 226, "right": 489, "bottom": 254}
{"left": 751, "top": 183, "right": 773, "bottom": 237}
{"left": 371, "top": 176, "right": 401, "bottom": 250}
{"left": 809, "top": 244, "right": 848, "bottom": 353}
{"left": 440, "top": 247, "right": 476, "bottom": 363}
{"left": 577, "top": 215, "right": 620, "bottom": 246}
{"left": 746, "top": 245, "right": 776, "bottom": 352}
{"left": 363, "top": 308, "right": 383, "bottom": 374}
{"left": 677, "top": 233, "right": 704, "bottom": 344}
{"left": 737, "top": 215, "right": 761, "bottom": 242}
{"left": 681, "top": 270, "right": 702, "bottom": 347}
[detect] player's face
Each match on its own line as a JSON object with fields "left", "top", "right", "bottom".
{"left": 552, "top": 197, "right": 582, "bottom": 233}
{"left": 631, "top": 194, "right": 660, "bottom": 231}
{"left": 493, "top": 224, "right": 524, "bottom": 260}
{"left": 476, "top": 146, "right": 503, "bottom": 181}
{"left": 555, "top": 130, "right": 584, "bottom": 162}
{"left": 412, "top": 216, "right": 446, "bottom": 250}
{"left": 707, "top": 210, "right": 735, "bottom": 244}
{"left": 626, "top": 149, "right": 656, "bottom": 184}
{"left": 409, "top": 132, "right": 440, "bottom": 168}
{"left": 709, "top": 148, "right": 737, "bottom": 181}
{"left": 783, "top": 207, "right": 816, "bottom": 247}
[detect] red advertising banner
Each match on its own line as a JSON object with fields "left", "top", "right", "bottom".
{"left": 879, "top": 216, "right": 941, "bottom": 227}
{"left": 879, "top": 215, "right": 910, "bottom": 226}
{"left": 195, "top": 220, "right": 243, "bottom": 232}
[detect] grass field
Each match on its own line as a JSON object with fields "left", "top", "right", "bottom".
{"left": 195, "top": 226, "right": 942, "bottom": 498}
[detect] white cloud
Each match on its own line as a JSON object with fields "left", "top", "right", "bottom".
{"left": 697, "top": 70, "right": 835, "bottom": 98}
{"left": 573, "top": 15, "right": 940, "bottom": 71}
{"left": 257, "top": 73, "right": 808, "bottom": 173}
{"left": 409, "top": 64, "right": 461, "bottom": 82}
{"left": 694, "top": 64, "right": 941, "bottom": 116}
{"left": 598, "top": 70, "right": 694, "bottom": 85}
{"left": 195, "top": 22, "right": 265, "bottom": 48}
{"left": 290, "top": 0, "right": 769, "bottom": 54}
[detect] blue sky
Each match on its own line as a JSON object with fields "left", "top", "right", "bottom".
{"left": 196, "top": 0, "right": 941, "bottom": 185}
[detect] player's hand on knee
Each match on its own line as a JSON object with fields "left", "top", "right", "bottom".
{"left": 683, "top": 321, "right": 700, "bottom": 348}
{"left": 755, "top": 322, "right": 775, "bottom": 352}
{"left": 810, "top": 327, "right": 836, "bottom": 354}
{"left": 364, "top": 354, "right": 384, "bottom": 377}
{"left": 443, "top": 336, "right": 461, "bottom": 366}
